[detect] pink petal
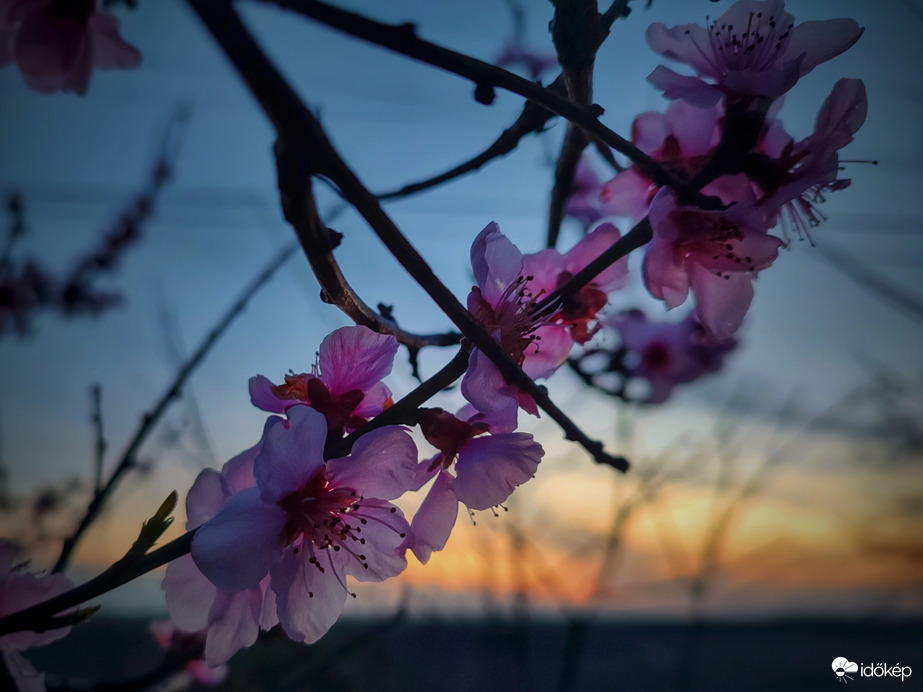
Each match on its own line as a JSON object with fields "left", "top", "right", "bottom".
{"left": 248, "top": 375, "right": 292, "bottom": 414}
{"left": 318, "top": 325, "right": 398, "bottom": 396}
{"left": 632, "top": 110, "right": 671, "bottom": 155}
{"left": 689, "top": 262, "right": 753, "bottom": 340}
{"left": 647, "top": 65, "right": 722, "bottom": 107}
{"left": 664, "top": 100, "right": 721, "bottom": 156}
{"left": 813, "top": 78, "right": 867, "bottom": 151}
{"left": 564, "top": 221, "right": 627, "bottom": 292}
{"left": 258, "top": 576, "right": 278, "bottom": 630}
{"left": 782, "top": 19, "right": 864, "bottom": 76}
{"left": 345, "top": 499, "right": 410, "bottom": 582}
{"left": 89, "top": 11, "right": 141, "bottom": 70}
{"left": 221, "top": 441, "right": 260, "bottom": 495}
{"left": 270, "top": 551, "right": 347, "bottom": 644}
{"left": 601, "top": 168, "right": 656, "bottom": 220}
{"left": 521, "top": 248, "right": 565, "bottom": 297}
{"left": 192, "top": 488, "right": 286, "bottom": 593}
{"left": 254, "top": 407, "right": 326, "bottom": 505}
{"left": 204, "top": 588, "right": 262, "bottom": 665}
{"left": 410, "top": 471, "right": 458, "bottom": 564}
{"left": 523, "top": 324, "right": 572, "bottom": 380}
{"left": 2, "top": 649, "right": 44, "bottom": 692}
{"left": 162, "top": 554, "right": 216, "bottom": 633}
{"left": 13, "top": 7, "right": 91, "bottom": 94}
{"left": 645, "top": 22, "right": 718, "bottom": 77}
{"left": 470, "top": 222, "right": 523, "bottom": 306}
{"left": 460, "top": 350, "right": 520, "bottom": 434}
{"left": 1, "top": 569, "right": 73, "bottom": 651}
{"left": 327, "top": 425, "right": 418, "bottom": 501}
{"left": 452, "top": 433, "right": 543, "bottom": 511}
{"left": 642, "top": 236, "right": 688, "bottom": 310}
{"left": 184, "top": 469, "right": 225, "bottom": 529}
{"left": 353, "top": 381, "right": 393, "bottom": 419}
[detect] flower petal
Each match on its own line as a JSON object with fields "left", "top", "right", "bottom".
{"left": 689, "top": 262, "right": 753, "bottom": 341}
{"left": 346, "top": 499, "right": 410, "bottom": 581}
{"left": 162, "top": 554, "right": 216, "bottom": 632}
{"left": 185, "top": 469, "right": 226, "bottom": 530}
{"left": 410, "top": 471, "right": 458, "bottom": 564}
{"left": 255, "top": 406, "right": 326, "bottom": 505}
{"left": 564, "top": 221, "right": 628, "bottom": 292}
{"left": 647, "top": 65, "right": 722, "bottom": 107}
{"left": 248, "top": 375, "right": 292, "bottom": 413}
{"left": 318, "top": 325, "right": 398, "bottom": 396}
{"left": 452, "top": 433, "right": 543, "bottom": 511}
{"left": 204, "top": 587, "right": 262, "bottom": 665}
{"left": 270, "top": 551, "right": 348, "bottom": 644}
{"left": 470, "top": 222, "right": 523, "bottom": 306}
{"left": 192, "top": 488, "right": 286, "bottom": 593}
{"left": 327, "top": 426, "right": 418, "bottom": 501}
{"left": 782, "top": 19, "right": 863, "bottom": 76}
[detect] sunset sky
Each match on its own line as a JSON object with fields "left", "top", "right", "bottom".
{"left": 1, "top": 0, "right": 922, "bottom": 620}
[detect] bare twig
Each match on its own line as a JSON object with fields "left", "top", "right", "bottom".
{"left": 89, "top": 385, "right": 106, "bottom": 494}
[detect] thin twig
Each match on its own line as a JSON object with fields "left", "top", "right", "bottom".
{"left": 52, "top": 243, "right": 299, "bottom": 573}
{"left": 90, "top": 385, "right": 106, "bottom": 494}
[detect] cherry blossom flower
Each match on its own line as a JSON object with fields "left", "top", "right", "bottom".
{"left": 150, "top": 621, "right": 228, "bottom": 685}
{"left": 3, "top": 0, "right": 141, "bottom": 95}
{"left": 463, "top": 222, "right": 627, "bottom": 430}
{"left": 601, "top": 100, "right": 723, "bottom": 222}
{"left": 607, "top": 309, "right": 736, "bottom": 403}
{"left": 563, "top": 154, "right": 607, "bottom": 229}
{"left": 407, "top": 408, "right": 544, "bottom": 563}
{"left": 191, "top": 405, "right": 416, "bottom": 645}
{"left": 752, "top": 78, "right": 868, "bottom": 240}
{"left": 162, "top": 442, "right": 278, "bottom": 666}
{"left": 646, "top": 0, "right": 863, "bottom": 106}
{"left": 494, "top": 40, "right": 557, "bottom": 81}
{"left": 643, "top": 188, "right": 783, "bottom": 340}
{"left": 249, "top": 325, "right": 398, "bottom": 438}
{"left": 0, "top": 541, "right": 73, "bottom": 692}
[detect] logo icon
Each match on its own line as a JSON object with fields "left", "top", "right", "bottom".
{"left": 833, "top": 657, "right": 859, "bottom": 684}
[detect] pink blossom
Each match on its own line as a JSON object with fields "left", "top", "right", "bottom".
{"left": 4, "top": 0, "right": 141, "bottom": 95}
{"left": 643, "top": 188, "right": 783, "bottom": 340}
{"left": 607, "top": 310, "right": 736, "bottom": 403}
{"left": 646, "top": 0, "right": 863, "bottom": 106}
{"left": 162, "top": 442, "right": 278, "bottom": 666}
{"left": 563, "top": 154, "right": 606, "bottom": 229}
{"left": 408, "top": 408, "right": 543, "bottom": 563}
{"left": 191, "top": 405, "right": 416, "bottom": 645}
{"left": 249, "top": 325, "right": 398, "bottom": 438}
{"left": 463, "top": 222, "right": 627, "bottom": 430}
{"left": 0, "top": 541, "right": 73, "bottom": 692}
{"left": 494, "top": 40, "right": 558, "bottom": 81}
{"left": 601, "top": 100, "right": 723, "bottom": 221}
{"left": 150, "top": 621, "right": 228, "bottom": 685}
{"left": 753, "top": 78, "right": 868, "bottom": 240}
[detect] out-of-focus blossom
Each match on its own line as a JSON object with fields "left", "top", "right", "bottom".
{"left": 191, "top": 406, "right": 416, "bottom": 645}
{"left": 563, "top": 154, "right": 606, "bottom": 229}
{"left": 601, "top": 100, "right": 723, "bottom": 222}
{"left": 249, "top": 325, "right": 398, "bottom": 438}
{"left": 462, "top": 222, "right": 627, "bottom": 430}
{"left": 646, "top": 0, "right": 863, "bottom": 106}
{"left": 408, "top": 408, "right": 543, "bottom": 563}
{"left": 150, "top": 621, "right": 228, "bottom": 685}
{"left": 0, "top": 541, "right": 73, "bottom": 692}
{"left": 162, "top": 443, "right": 278, "bottom": 667}
{"left": 494, "top": 40, "right": 558, "bottom": 81}
{"left": 3, "top": 0, "right": 141, "bottom": 95}
{"left": 643, "top": 188, "right": 782, "bottom": 340}
{"left": 607, "top": 309, "right": 737, "bottom": 403}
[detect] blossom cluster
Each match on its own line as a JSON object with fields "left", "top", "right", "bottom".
{"left": 0, "top": 0, "right": 140, "bottom": 94}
